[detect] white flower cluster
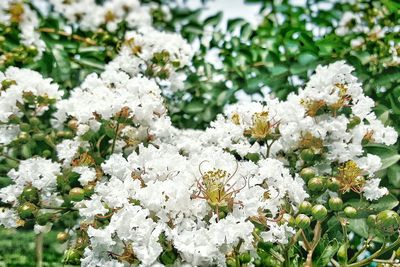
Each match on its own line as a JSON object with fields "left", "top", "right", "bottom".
{"left": 48, "top": 0, "right": 152, "bottom": 32}
{"left": 0, "top": 0, "right": 45, "bottom": 51}
{"left": 0, "top": 67, "right": 63, "bottom": 145}
{"left": 107, "top": 29, "right": 194, "bottom": 91}
{"left": 0, "top": 52, "right": 397, "bottom": 266}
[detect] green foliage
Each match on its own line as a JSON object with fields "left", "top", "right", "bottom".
{"left": 0, "top": 228, "right": 62, "bottom": 266}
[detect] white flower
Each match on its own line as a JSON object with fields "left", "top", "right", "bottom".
{"left": 7, "top": 157, "right": 61, "bottom": 192}
{"left": 363, "top": 178, "right": 388, "bottom": 201}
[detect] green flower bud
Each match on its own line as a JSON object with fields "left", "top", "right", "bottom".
{"left": 18, "top": 132, "right": 30, "bottom": 143}
{"left": 300, "top": 148, "right": 315, "bottom": 162}
{"left": 347, "top": 116, "right": 361, "bottom": 129}
{"left": 41, "top": 150, "right": 52, "bottom": 158}
{"left": 300, "top": 167, "right": 316, "bottom": 182}
{"left": 239, "top": 252, "right": 251, "bottom": 263}
{"left": 36, "top": 212, "right": 54, "bottom": 226}
{"left": 18, "top": 202, "right": 38, "bottom": 219}
{"left": 226, "top": 258, "right": 237, "bottom": 267}
{"left": 299, "top": 201, "right": 312, "bottom": 214}
{"left": 328, "top": 197, "right": 343, "bottom": 211}
{"left": 75, "top": 236, "right": 88, "bottom": 249}
{"left": 21, "top": 144, "right": 32, "bottom": 159}
{"left": 62, "top": 248, "right": 82, "bottom": 265}
{"left": 32, "top": 133, "right": 46, "bottom": 141}
{"left": 295, "top": 214, "right": 311, "bottom": 229}
{"left": 159, "top": 250, "right": 177, "bottom": 265}
{"left": 312, "top": 204, "right": 328, "bottom": 221}
{"left": 84, "top": 184, "right": 95, "bottom": 197}
{"left": 308, "top": 176, "right": 325, "bottom": 192}
{"left": 376, "top": 210, "right": 400, "bottom": 235}
{"left": 29, "top": 117, "right": 40, "bottom": 126}
{"left": 69, "top": 187, "right": 85, "bottom": 202}
{"left": 344, "top": 206, "right": 357, "bottom": 218}
{"left": 327, "top": 177, "right": 341, "bottom": 192}
{"left": 57, "top": 232, "right": 70, "bottom": 243}
{"left": 337, "top": 243, "right": 348, "bottom": 265}
{"left": 19, "top": 123, "right": 30, "bottom": 132}
{"left": 20, "top": 186, "right": 39, "bottom": 204}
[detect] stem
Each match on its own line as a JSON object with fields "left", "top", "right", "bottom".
{"left": 266, "top": 139, "right": 276, "bottom": 158}
{"left": 331, "top": 258, "right": 340, "bottom": 267}
{"left": 301, "top": 230, "right": 312, "bottom": 250}
{"left": 35, "top": 233, "right": 43, "bottom": 267}
{"left": 347, "top": 236, "right": 400, "bottom": 267}
{"left": 304, "top": 221, "right": 322, "bottom": 267}
{"left": 40, "top": 205, "right": 77, "bottom": 211}
{"left": 348, "top": 237, "right": 372, "bottom": 263}
{"left": 110, "top": 120, "right": 120, "bottom": 154}
{"left": 38, "top": 28, "right": 96, "bottom": 45}
{"left": 0, "top": 153, "right": 20, "bottom": 162}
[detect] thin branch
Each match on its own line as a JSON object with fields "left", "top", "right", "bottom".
{"left": 38, "top": 28, "right": 96, "bottom": 45}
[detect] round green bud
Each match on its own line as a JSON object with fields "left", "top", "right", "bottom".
{"left": 159, "top": 250, "right": 177, "bottom": 265}
{"left": 19, "top": 123, "right": 30, "bottom": 132}
{"left": 367, "top": 214, "right": 377, "bottom": 228}
{"left": 21, "top": 144, "right": 32, "bottom": 159}
{"left": 376, "top": 210, "right": 400, "bottom": 235}
{"left": 18, "top": 132, "right": 30, "bottom": 143}
{"left": 300, "top": 148, "right": 315, "bottom": 162}
{"left": 308, "top": 176, "right": 325, "bottom": 192}
{"left": 312, "top": 204, "right": 328, "bottom": 221}
{"left": 69, "top": 187, "right": 85, "bottom": 202}
{"left": 32, "top": 133, "right": 45, "bottom": 141}
{"left": 41, "top": 150, "right": 52, "bottom": 158}
{"left": 62, "top": 248, "right": 82, "bottom": 265}
{"left": 75, "top": 236, "right": 88, "bottom": 249}
{"left": 239, "top": 252, "right": 251, "bottom": 263}
{"left": 295, "top": 214, "right": 311, "bottom": 229}
{"left": 344, "top": 206, "right": 357, "bottom": 218}
{"left": 36, "top": 212, "right": 53, "bottom": 226}
{"left": 18, "top": 202, "right": 38, "bottom": 219}
{"left": 20, "top": 186, "right": 39, "bottom": 204}
{"left": 396, "top": 247, "right": 400, "bottom": 258}
{"left": 328, "top": 197, "right": 343, "bottom": 211}
{"left": 57, "top": 232, "right": 70, "bottom": 243}
{"left": 347, "top": 116, "right": 361, "bottom": 129}
{"left": 29, "top": 117, "right": 40, "bottom": 126}
{"left": 226, "top": 258, "right": 237, "bottom": 267}
{"left": 299, "top": 201, "right": 312, "bottom": 214}
{"left": 84, "top": 184, "right": 95, "bottom": 197}
{"left": 327, "top": 177, "right": 341, "bottom": 192}
{"left": 300, "top": 168, "right": 316, "bottom": 182}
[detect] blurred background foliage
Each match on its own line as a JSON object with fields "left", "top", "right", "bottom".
{"left": 1, "top": 0, "right": 399, "bottom": 265}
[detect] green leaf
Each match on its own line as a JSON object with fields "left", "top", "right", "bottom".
{"left": 204, "top": 12, "right": 223, "bottom": 27}
{"left": 369, "top": 194, "right": 399, "bottom": 212}
{"left": 298, "top": 52, "right": 318, "bottom": 65}
{"left": 387, "top": 164, "right": 400, "bottom": 187}
{"left": 240, "top": 23, "right": 253, "bottom": 41}
{"left": 227, "top": 18, "right": 245, "bottom": 32}
{"left": 315, "top": 239, "right": 339, "bottom": 267}
{"left": 52, "top": 44, "right": 71, "bottom": 82}
{"left": 270, "top": 65, "right": 288, "bottom": 76}
{"left": 347, "top": 218, "right": 370, "bottom": 239}
{"left": 184, "top": 100, "right": 204, "bottom": 113}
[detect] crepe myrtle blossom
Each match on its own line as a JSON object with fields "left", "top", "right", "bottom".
{"left": 0, "top": 60, "right": 398, "bottom": 266}
{"left": 48, "top": 0, "right": 152, "bottom": 32}
{"left": 0, "top": 0, "right": 45, "bottom": 51}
